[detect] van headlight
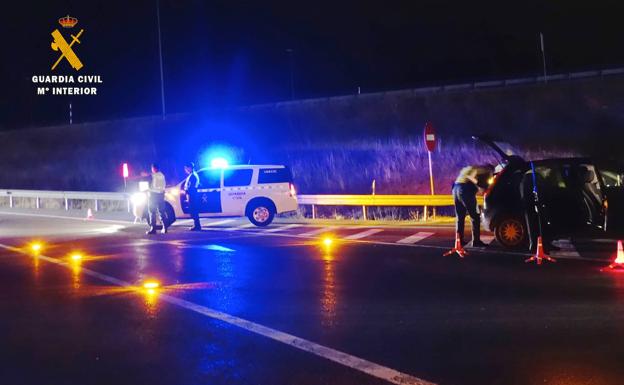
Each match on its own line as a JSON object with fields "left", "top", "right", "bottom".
{"left": 131, "top": 192, "right": 147, "bottom": 206}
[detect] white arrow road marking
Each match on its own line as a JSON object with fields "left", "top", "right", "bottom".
{"left": 0, "top": 242, "right": 435, "bottom": 385}
{"left": 396, "top": 232, "right": 435, "bottom": 244}
{"left": 344, "top": 228, "right": 383, "bottom": 240}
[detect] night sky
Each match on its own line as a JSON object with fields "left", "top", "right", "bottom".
{"left": 2, "top": 0, "right": 623, "bottom": 129}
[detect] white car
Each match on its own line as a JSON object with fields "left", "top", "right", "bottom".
{"left": 132, "top": 165, "right": 299, "bottom": 227}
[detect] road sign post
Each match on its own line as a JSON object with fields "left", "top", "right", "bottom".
{"left": 424, "top": 122, "right": 437, "bottom": 220}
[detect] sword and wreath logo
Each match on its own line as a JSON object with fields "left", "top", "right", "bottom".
{"left": 51, "top": 15, "right": 84, "bottom": 71}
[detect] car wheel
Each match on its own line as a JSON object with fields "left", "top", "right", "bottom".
{"left": 495, "top": 216, "right": 527, "bottom": 249}
{"left": 247, "top": 202, "right": 275, "bottom": 227}
{"left": 163, "top": 203, "right": 176, "bottom": 227}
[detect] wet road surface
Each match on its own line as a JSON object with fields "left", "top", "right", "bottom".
{"left": 1, "top": 211, "right": 624, "bottom": 385}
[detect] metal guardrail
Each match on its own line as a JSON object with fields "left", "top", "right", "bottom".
{"left": 297, "top": 194, "right": 483, "bottom": 220}
{"left": 0, "top": 189, "right": 483, "bottom": 220}
{"left": 239, "top": 67, "right": 624, "bottom": 111}
{"left": 0, "top": 189, "right": 130, "bottom": 212}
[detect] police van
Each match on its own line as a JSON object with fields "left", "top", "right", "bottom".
{"left": 132, "top": 165, "right": 298, "bottom": 227}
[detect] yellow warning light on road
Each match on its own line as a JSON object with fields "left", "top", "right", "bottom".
{"left": 70, "top": 253, "right": 83, "bottom": 261}
{"left": 31, "top": 243, "right": 42, "bottom": 252}
{"left": 323, "top": 237, "right": 334, "bottom": 247}
{"left": 487, "top": 176, "right": 495, "bottom": 185}
{"left": 143, "top": 281, "right": 160, "bottom": 289}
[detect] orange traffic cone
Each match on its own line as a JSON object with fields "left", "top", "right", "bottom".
{"left": 604, "top": 240, "right": 624, "bottom": 270}
{"left": 525, "top": 236, "right": 556, "bottom": 265}
{"left": 86, "top": 208, "right": 94, "bottom": 220}
{"left": 443, "top": 233, "right": 467, "bottom": 258}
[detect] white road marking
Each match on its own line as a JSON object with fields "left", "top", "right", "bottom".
{"left": 0, "top": 211, "right": 613, "bottom": 261}
{"left": 0, "top": 210, "right": 134, "bottom": 225}
{"left": 224, "top": 223, "right": 256, "bottom": 231}
{"left": 552, "top": 239, "right": 581, "bottom": 258}
{"left": 344, "top": 228, "right": 383, "bottom": 240}
{"left": 264, "top": 224, "right": 303, "bottom": 233}
{"left": 299, "top": 226, "right": 340, "bottom": 237}
{"left": 480, "top": 235, "right": 495, "bottom": 244}
{"left": 0, "top": 242, "right": 434, "bottom": 385}
{"left": 396, "top": 232, "right": 435, "bottom": 244}
{"left": 201, "top": 219, "right": 237, "bottom": 227}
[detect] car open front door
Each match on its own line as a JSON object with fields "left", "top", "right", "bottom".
{"left": 197, "top": 169, "right": 223, "bottom": 214}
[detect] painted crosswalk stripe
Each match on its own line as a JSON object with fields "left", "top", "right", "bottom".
{"left": 264, "top": 224, "right": 303, "bottom": 233}
{"left": 481, "top": 235, "right": 495, "bottom": 244}
{"left": 552, "top": 239, "right": 581, "bottom": 258}
{"left": 344, "top": 228, "right": 383, "bottom": 240}
{"left": 299, "top": 226, "right": 340, "bottom": 237}
{"left": 202, "top": 219, "right": 237, "bottom": 227}
{"left": 224, "top": 223, "right": 256, "bottom": 231}
{"left": 396, "top": 232, "right": 435, "bottom": 244}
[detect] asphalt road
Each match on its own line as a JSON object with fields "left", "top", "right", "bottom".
{"left": 1, "top": 210, "right": 624, "bottom": 385}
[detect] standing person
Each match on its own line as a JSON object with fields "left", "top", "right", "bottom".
{"left": 452, "top": 165, "right": 493, "bottom": 247}
{"left": 147, "top": 163, "right": 168, "bottom": 234}
{"left": 182, "top": 162, "right": 201, "bottom": 231}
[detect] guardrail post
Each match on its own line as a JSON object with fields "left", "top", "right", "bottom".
{"left": 9, "top": 196, "right": 13, "bottom": 208}
{"left": 362, "top": 205, "right": 367, "bottom": 220}
{"left": 64, "top": 198, "right": 69, "bottom": 211}
{"left": 423, "top": 205, "right": 428, "bottom": 222}
{"left": 94, "top": 199, "right": 99, "bottom": 212}
{"left": 36, "top": 197, "right": 40, "bottom": 209}
{"left": 311, "top": 204, "right": 316, "bottom": 219}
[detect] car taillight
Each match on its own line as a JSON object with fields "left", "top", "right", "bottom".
{"left": 289, "top": 183, "right": 297, "bottom": 197}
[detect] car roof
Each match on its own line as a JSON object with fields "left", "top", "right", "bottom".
{"left": 198, "top": 164, "right": 286, "bottom": 172}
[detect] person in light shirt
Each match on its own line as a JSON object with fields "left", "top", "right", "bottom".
{"left": 182, "top": 162, "right": 201, "bottom": 231}
{"left": 452, "top": 164, "right": 494, "bottom": 247}
{"left": 146, "top": 163, "right": 168, "bottom": 234}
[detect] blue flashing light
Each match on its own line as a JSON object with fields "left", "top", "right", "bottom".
{"left": 210, "top": 157, "right": 229, "bottom": 169}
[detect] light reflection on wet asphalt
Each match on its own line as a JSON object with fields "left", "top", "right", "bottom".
{"left": 3, "top": 214, "right": 624, "bottom": 385}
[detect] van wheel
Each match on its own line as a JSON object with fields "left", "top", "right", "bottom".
{"left": 247, "top": 202, "right": 275, "bottom": 227}
{"left": 495, "top": 216, "right": 527, "bottom": 249}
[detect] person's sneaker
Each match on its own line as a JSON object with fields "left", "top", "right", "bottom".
{"left": 189, "top": 226, "right": 201, "bottom": 231}
{"left": 469, "top": 240, "right": 488, "bottom": 248}
{"left": 146, "top": 227, "right": 156, "bottom": 235}
{"left": 161, "top": 226, "right": 168, "bottom": 234}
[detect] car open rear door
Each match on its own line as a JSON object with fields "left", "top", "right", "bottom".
{"left": 595, "top": 162, "right": 624, "bottom": 236}
{"left": 471, "top": 135, "right": 525, "bottom": 169}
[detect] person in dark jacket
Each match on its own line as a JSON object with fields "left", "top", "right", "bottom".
{"left": 452, "top": 165, "right": 494, "bottom": 247}
{"left": 182, "top": 162, "right": 201, "bottom": 231}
